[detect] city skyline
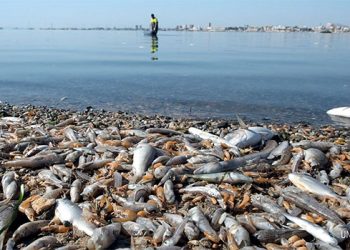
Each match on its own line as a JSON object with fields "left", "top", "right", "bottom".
{"left": 0, "top": 0, "right": 350, "bottom": 28}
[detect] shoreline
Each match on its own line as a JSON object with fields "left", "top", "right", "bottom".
{"left": 0, "top": 102, "right": 340, "bottom": 128}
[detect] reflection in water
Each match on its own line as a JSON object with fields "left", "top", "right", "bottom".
{"left": 151, "top": 35, "right": 158, "bottom": 61}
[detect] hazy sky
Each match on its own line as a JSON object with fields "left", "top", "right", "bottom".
{"left": 0, "top": 0, "right": 349, "bottom": 28}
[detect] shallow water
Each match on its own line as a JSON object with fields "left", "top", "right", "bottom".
{"left": 0, "top": 30, "right": 349, "bottom": 125}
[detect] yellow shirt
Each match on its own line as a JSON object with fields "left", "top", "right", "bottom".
{"left": 151, "top": 18, "right": 158, "bottom": 24}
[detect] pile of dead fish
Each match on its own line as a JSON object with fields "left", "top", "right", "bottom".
{"left": 1, "top": 104, "right": 350, "bottom": 250}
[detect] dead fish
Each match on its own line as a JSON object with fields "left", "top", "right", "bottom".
{"left": 152, "top": 155, "right": 171, "bottom": 165}
{"left": 50, "top": 164, "right": 72, "bottom": 182}
{"left": 162, "top": 217, "right": 189, "bottom": 247}
{"left": 64, "top": 127, "right": 78, "bottom": 142}
{"left": 1, "top": 172, "right": 18, "bottom": 201}
{"left": 251, "top": 194, "right": 285, "bottom": 224}
{"left": 122, "top": 221, "right": 149, "bottom": 236}
{"left": 267, "top": 141, "right": 292, "bottom": 166}
{"left": 164, "top": 213, "right": 184, "bottom": 227}
{"left": 3, "top": 153, "right": 63, "bottom": 169}
{"left": 236, "top": 214, "right": 277, "bottom": 231}
{"left": 0, "top": 117, "right": 23, "bottom": 123}
{"left": 0, "top": 202, "right": 17, "bottom": 249}
{"left": 281, "top": 187, "right": 344, "bottom": 225}
{"left": 78, "top": 159, "right": 114, "bottom": 171}
{"left": 70, "top": 179, "right": 82, "bottom": 203}
{"left": 164, "top": 180, "right": 176, "bottom": 204}
{"left": 131, "top": 143, "right": 156, "bottom": 182}
{"left": 38, "top": 170, "right": 68, "bottom": 188}
{"left": 283, "top": 212, "right": 338, "bottom": 246}
{"left": 326, "top": 221, "right": 349, "bottom": 243}
{"left": 318, "top": 170, "right": 330, "bottom": 185}
{"left": 112, "top": 194, "right": 158, "bottom": 212}
{"left": 268, "top": 141, "right": 290, "bottom": 160}
{"left": 24, "top": 145, "right": 49, "bottom": 157}
{"left": 12, "top": 220, "right": 50, "bottom": 242}
{"left": 131, "top": 185, "right": 151, "bottom": 202}
{"left": 292, "top": 140, "right": 334, "bottom": 152}
{"left": 54, "top": 117, "right": 77, "bottom": 128}
{"left": 166, "top": 155, "right": 191, "bottom": 166}
{"left": 188, "top": 206, "right": 220, "bottom": 243}
{"left": 185, "top": 172, "right": 253, "bottom": 184}
{"left": 184, "top": 221, "right": 200, "bottom": 241}
{"left": 304, "top": 148, "right": 328, "bottom": 168}
{"left": 315, "top": 240, "right": 343, "bottom": 250}
{"left": 329, "top": 162, "right": 343, "bottom": 180}
{"left": 120, "top": 129, "right": 148, "bottom": 138}
{"left": 291, "top": 151, "right": 304, "bottom": 173}
{"left": 248, "top": 127, "right": 276, "bottom": 141}
{"left": 146, "top": 128, "right": 182, "bottom": 136}
{"left": 224, "top": 214, "right": 251, "bottom": 247}
{"left": 181, "top": 184, "right": 226, "bottom": 209}
{"left": 194, "top": 140, "right": 277, "bottom": 174}
{"left": 65, "top": 150, "right": 83, "bottom": 163}
{"left": 55, "top": 198, "right": 97, "bottom": 236}
{"left": 113, "top": 172, "right": 123, "bottom": 187}
{"left": 154, "top": 165, "right": 172, "bottom": 179}
{"left": 21, "top": 236, "right": 60, "bottom": 250}
{"left": 188, "top": 155, "right": 220, "bottom": 164}
{"left": 288, "top": 173, "right": 340, "bottom": 199}
{"left": 254, "top": 229, "right": 308, "bottom": 243}
{"left": 153, "top": 223, "right": 167, "bottom": 244}
{"left": 87, "top": 223, "right": 121, "bottom": 250}
{"left": 188, "top": 127, "right": 240, "bottom": 156}
{"left": 81, "top": 182, "right": 104, "bottom": 199}
{"left": 224, "top": 129, "right": 262, "bottom": 148}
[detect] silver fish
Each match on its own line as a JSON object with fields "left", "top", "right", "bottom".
{"left": 224, "top": 214, "right": 251, "bottom": 247}
{"left": 292, "top": 140, "right": 334, "bottom": 152}
{"left": 188, "top": 127, "right": 240, "bottom": 156}
{"left": 21, "top": 236, "right": 60, "bottom": 250}
{"left": 70, "top": 179, "right": 82, "bottom": 203}
{"left": 224, "top": 129, "right": 262, "bottom": 148}
{"left": 288, "top": 173, "right": 340, "bottom": 199}
{"left": 283, "top": 212, "right": 338, "bottom": 246}
{"left": 281, "top": 187, "right": 344, "bottom": 225}
{"left": 12, "top": 220, "right": 50, "bottom": 242}
{"left": 188, "top": 206, "right": 219, "bottom": 243}
{"left": 55, "top": 198, "right": 97, "bottom": 236}
{"left": 181, "top": 184, "right": 226, "bottom": 209}
{"left": 131, "top": 143, "right": 156, "bottom": 182}
{"left": 87, "top": 223, "right": 121, "bottom": 250}
{"left": 64, "top": 127, "right": 78, "bottom": 142}
{"left": 186, "top": 172, "right": 252, "bottom": 184}
{"left": 164, "top": 180, "right": 176, "bottom": 204}
{"left": 291, "top": 151, "right": 304, "bottom": 173}
{"left": 248, "top": 126, "right": 276, "bottom": 141}
{"left": 304, "top": 148, "right": 328, "bottom": 167}
{"left": 38, "top": 170, "right": 68, "bottom": 188}
{"left": 329, "top": 162, "right": 343, "bottom": 180}
{"left": 184, "top": 221, "right": 200, "bottom": 241}
{"left": 162, "top": 217, "right": 189, "bottom": 247}
{"left": 122, "top": 221, "right": 149, "bottom": 236}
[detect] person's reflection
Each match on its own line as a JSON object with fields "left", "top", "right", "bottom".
{"left": 151, "top": 35, "right": 158, "bottom": 61}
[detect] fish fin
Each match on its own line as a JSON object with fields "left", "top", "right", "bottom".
{"left": 236, "top": 115, "right": 248, "bottom": 129}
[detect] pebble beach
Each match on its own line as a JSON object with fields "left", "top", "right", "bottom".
{"left": 1, "top": 103, "right": 350, "bottom": 250}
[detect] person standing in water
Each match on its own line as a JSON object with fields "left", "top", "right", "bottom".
{"left": 150, "top": 14, "right": 158, "bottom": 36}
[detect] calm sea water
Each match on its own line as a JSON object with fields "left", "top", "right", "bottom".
{"left": 0, "top": 30, "right": 349, "bottom": 125}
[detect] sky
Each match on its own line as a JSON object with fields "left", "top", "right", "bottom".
{"left": 0, "top": 0, "right": 349, "bottom": 28}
